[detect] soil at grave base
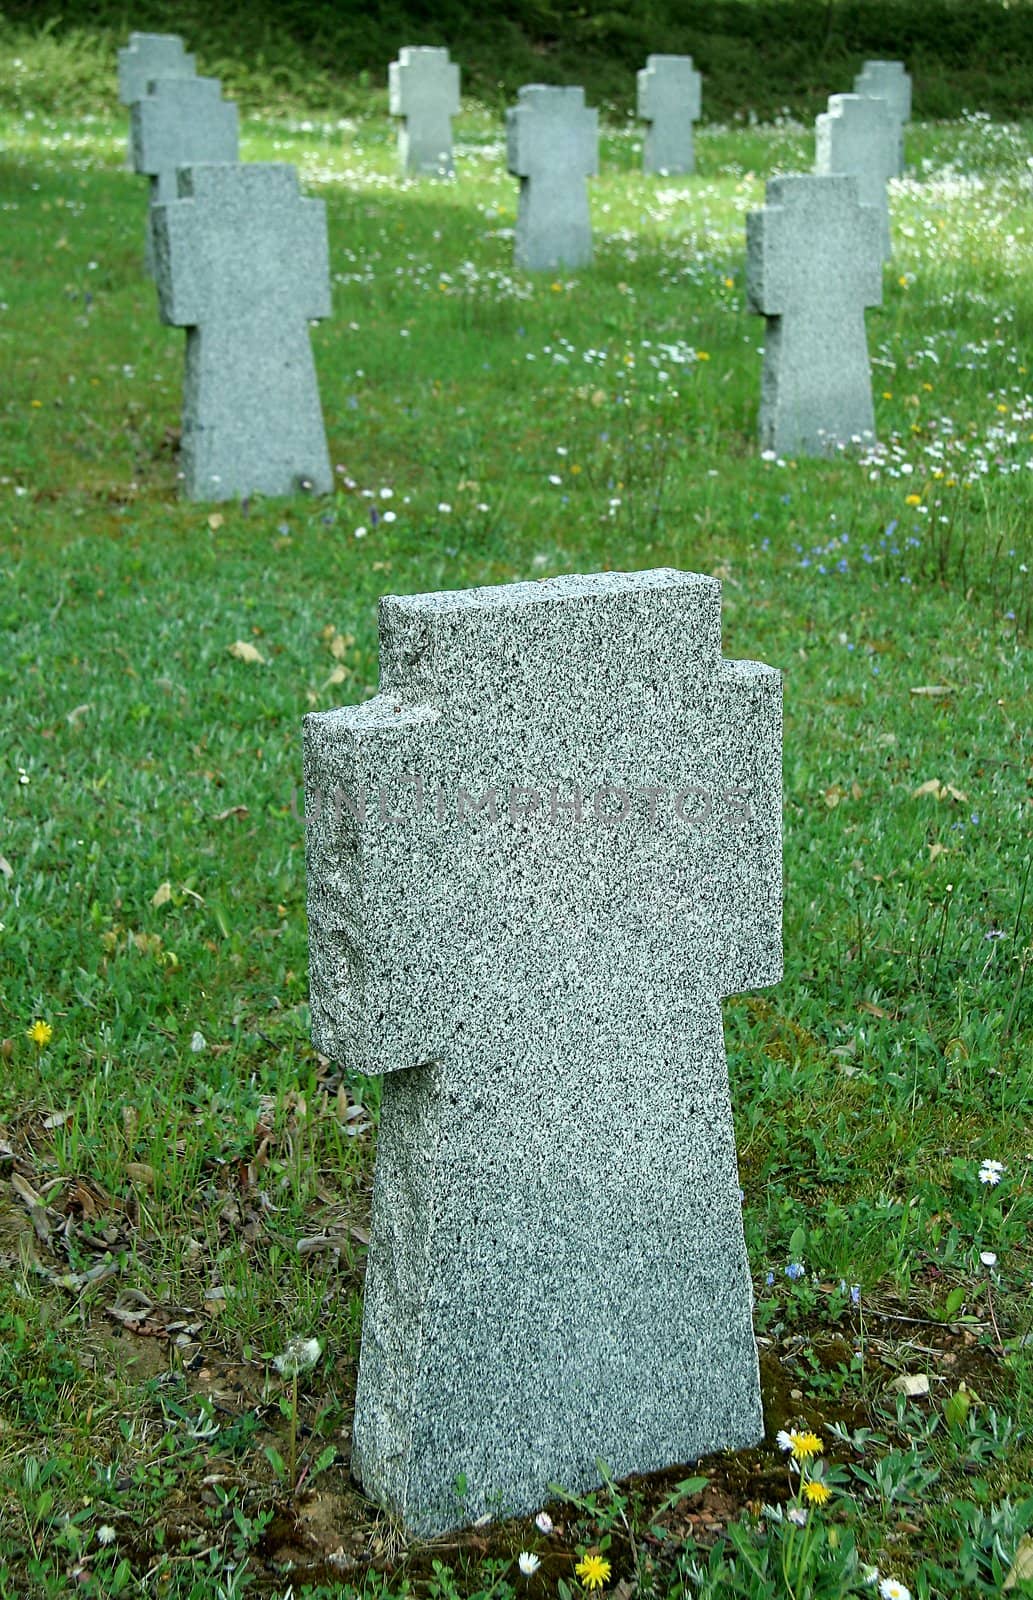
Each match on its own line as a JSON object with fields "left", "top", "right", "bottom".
{"left": 153, "top": 1345, "right": 864, "bottom": 1593}
{"left": 26, "top": 1282, "right": 1009, "bottom": 1598}
{"left": 233, "top": 1324, "right": 1009, "bottom": 1595}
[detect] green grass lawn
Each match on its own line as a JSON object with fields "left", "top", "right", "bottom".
{"left": 1, "top": 56, "right": 1032, "bottom": 1600}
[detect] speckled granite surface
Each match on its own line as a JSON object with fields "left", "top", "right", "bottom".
{"left": 816, "top": 95, "right": 895, "bottom": 259}
{"left": 747, "top": 174, "right": 883, "bottom": 457}
{"left": 152, "top": 163, "right": 332, "bottom": 501}
{"left": 637, "top": 55, "right": 702, "bottom": 176}
{"left": 389, "top": 47, "right": 460, "bottom": 176}
{"left": 507, "top": 87, "right": 597, "bottom": 272}
{"left": 304, "top": 569, "right": 782, "bottom": 1534}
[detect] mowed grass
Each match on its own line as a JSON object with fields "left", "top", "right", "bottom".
{"left": 1, "top": 66, "right": 1033, "bottom": 1600}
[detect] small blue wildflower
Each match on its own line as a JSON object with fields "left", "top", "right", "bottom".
{"left": 851, "top": 1285, "right": 861, "bottom": 1305}
{"left": 786, "top": 1262, "right": 805, "bottom": 1281}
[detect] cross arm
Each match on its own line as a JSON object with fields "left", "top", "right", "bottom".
{"left": 304, "top": 700, "right": 442, "bottom": 1075}
{"left": 744, "top": 207, "right": 774, "bottom": 315}
{"left": 150, "top": 190, "right": 203, "bottom": 328}
{"left": 296, "top": 198, "right": 332, "bottom": 322}
{"left": 636, "top": 68, "right": 657, "bottom": 120}
{"left": 708, "top": 659, "right": 782, "bottom": 996}
{"left": 388, "top": 60, "right": 405, "bottom": 117}
{"left": 505, "top": 104, "right": 529, "bottom": 177}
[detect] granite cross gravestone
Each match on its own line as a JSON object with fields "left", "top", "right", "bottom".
{"left": 853, "top": 59, "right": 911, "bottom": 175}
{"left": 815, "top": 94, "right": 895, "bottom": 259}
{"left": 506, "top": 85, "right": 598, "bottom": 272}
{"left": 131, "top": 76, "right": 238, "bottom": 274}
{"left": 746, "top": 174, "right": 882, "bottom": 457}
{"left": 637, "top": 54, "right": 702, "bottom": 175}
{"left": 117, "top": 32, "right": 197, "bottom": 172}
{"left": 388, "top": 47, "right": 460, "bottom": 175}
{"left": 303, "top": 567, "right": 783, "bottom": 1536}
{"left": 151, "top": 163, "right": 332, "bottom": 501}
{"left": 117, "top": 32, "right": 196, "bottom": 108}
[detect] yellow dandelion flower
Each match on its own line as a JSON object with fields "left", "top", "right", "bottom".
{"left": 882, "top": 391, "right": 893, "bottom": 400}
{"left": 898, "top": 276, "right": 909, "bottom": 288}
{"left": 790, "top": 1430, "right": 823, "bottom": 1460}
{"left": 575, "top": 1554, "right": 611, "bottom": 1591}
{"left": 27, "top": 1020, "right": 53, "bottom": 1047}
{"left": 696, "top": 350, "right": 710, "bottom": 361}
{"left": 723, "top": 276, "right": 734, "bottom": 288}
{"left": 803, "top": 1479, "right": 831, "bottom": 1505}
{"left": 905, "top": 493, "right": 922, "bottom": 506}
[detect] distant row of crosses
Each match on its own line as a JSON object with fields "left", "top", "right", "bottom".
{"left": 387, "top": 47, "right": 909, "bottom": 184}
{"left": 116, "top": 31, "right": 912, "bottom": 500}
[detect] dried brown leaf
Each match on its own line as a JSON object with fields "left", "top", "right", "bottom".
{"left": 228, "top": 640, "right": 265, "bottom": 665}
{"left": 891, "top": 1373, "right": 931, "bottom": 1396}
{"left": 10, "top": 1170, "right": 43, "bottom": 1210}
{"left": 1003, "top": 1535, "right": 1033, "bottom": 1590}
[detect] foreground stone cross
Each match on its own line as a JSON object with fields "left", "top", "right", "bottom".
{"left": 507, "top": 85, "right": 598, "bottom": 271}
{"left": 303, "top": 568, "right": 783, "bottom": 1536}
{"left": 853, "top": 59, "right": 911, "bottom": 175}
{"left": 117, "top": 32, "right": 196, "bottom": 109}
{"left": 152, "top": 163, "right": 332, "bottom": 501}
{"left": 746, "top": 174, "right": 882, "bottom": 457}
{"left": 388, "top": 46, "right": 460, "bottom": 175}
{"left": 637, "top": 54, "right": 702, "bottom": 175}
{"left": 131, "top": 76, "right": 238, "bottom": 274}
{"left": 815, "top": 94, "right": 895, "bottom": 259}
